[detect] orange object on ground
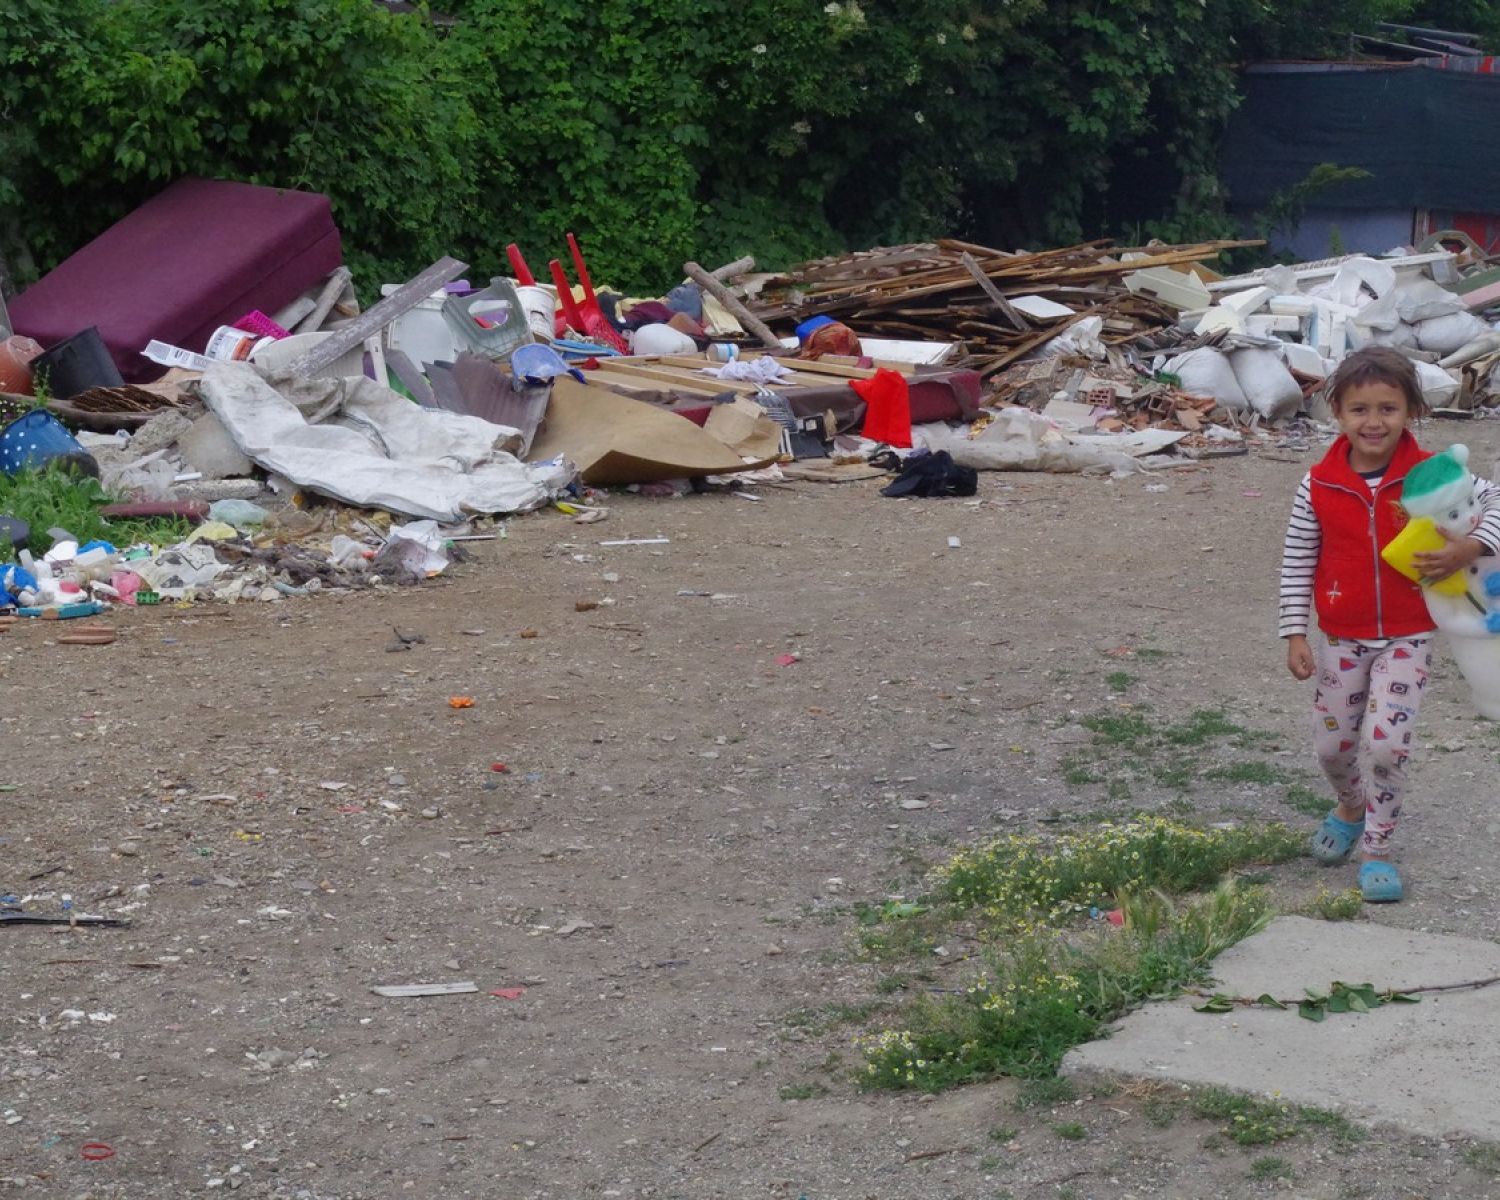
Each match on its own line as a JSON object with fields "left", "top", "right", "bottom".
{"left": 448, "top": 696, "right": 474, "bottom": 709}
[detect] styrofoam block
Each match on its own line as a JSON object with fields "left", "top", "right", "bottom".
{"left": 1281, "top": 342, "right": 1330, "bottom": 377}
{"left": 1220, "top": 286, "right": 1274, "bottom": 316}
{"left": 1269, "top": 295, "right": 1316, "bottom": 317}
{"left": 1245, "top": 314, "right": 1301, "bottom": 336}
{"left": 1196, "top": 307, "right": 1244, "bottom": 336}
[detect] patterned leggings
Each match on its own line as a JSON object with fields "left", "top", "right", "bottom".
{"left": 1310, "top": 632, "right": 1432, "bottom": 858}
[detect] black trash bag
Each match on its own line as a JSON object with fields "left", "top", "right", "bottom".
{"left": 879, "top": 449, "right": 978, "bottom": 498}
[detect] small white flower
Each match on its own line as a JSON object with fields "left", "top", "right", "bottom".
{"left": 824, "top": 1, "right": 840, "bottom": 12}
{"left": 914, "top": 111, "right": 925, "bottom": 124}
{"left": 791, "top": 119, "right": 812, "bottom": 134}
{"left": 752, "top": 43, "right": 768, "bottom": 54}
{"left": 936, "top": 32, "right": 947, "bottom": 44}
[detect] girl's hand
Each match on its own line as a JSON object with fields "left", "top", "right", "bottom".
{"left": 1286, "top": 635, "right": 1314, "bottom": 680}
{"left": 1414, "top": 530, "right": 1485, "bottom": 583}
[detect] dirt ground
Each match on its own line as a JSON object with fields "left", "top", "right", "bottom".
{"left": 5, "top": 420, "right": 1500, "bottom": 1200}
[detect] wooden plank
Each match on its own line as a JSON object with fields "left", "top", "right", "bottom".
{"left": 590, "top": 362, "right": 757, "bottom": 395}
{"left": 283, "top": 257, "right": 467, "bottom": 377}
{"left": 959, "top": 252, "right": 1030, "bottom": 331}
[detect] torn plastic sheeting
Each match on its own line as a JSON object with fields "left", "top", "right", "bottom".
{"left": 198, "top": 363, "right": 564, "bottom": 521}
{"left": 912, "top": 409, "right": 1174, "bottom": 476}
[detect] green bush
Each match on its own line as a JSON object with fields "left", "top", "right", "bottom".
{"left": 1, "top": 0, "right": 1422, "bottom": 295}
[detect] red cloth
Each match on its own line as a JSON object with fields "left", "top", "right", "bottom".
{"left": 850, "top": 368, "right": 912, "bottom": 448}
{"left": 1308, "top": 430, "right": 1433, "bottom": 639}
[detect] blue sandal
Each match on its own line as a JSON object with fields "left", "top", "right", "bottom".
{"left": 1359, "top": 860, "right": 1403, "bottom": 903}
{"left": 1310, "top": 812, "right": 1363, "bottom": 865}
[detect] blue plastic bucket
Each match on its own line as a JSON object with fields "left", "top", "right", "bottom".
{"left": 0, "top": 410, "right": 98, "bottom": 477}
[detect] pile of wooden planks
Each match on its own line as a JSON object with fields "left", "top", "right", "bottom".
{"left": 749, "top": 237, "right": 1261, "bottom": 378}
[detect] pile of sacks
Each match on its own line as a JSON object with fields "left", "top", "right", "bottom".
{"left": 1156, "top": 254, "right": 1496, "bottom": 421}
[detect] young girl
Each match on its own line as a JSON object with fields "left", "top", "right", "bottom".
{"left": 1279, "top": 345, "right": 1500, "bottom": 902}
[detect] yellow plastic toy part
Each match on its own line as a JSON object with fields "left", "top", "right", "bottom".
{"left": 1381, "top": 516, "right": 1471, "bottom": 596}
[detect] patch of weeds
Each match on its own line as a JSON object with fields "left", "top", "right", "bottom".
{"left": 1062, "top": 757, "right": 1102, "bottom": 786}
{"left": 1105, "top": 671, "right": 1136, "bottom": 692}
{"left": 0, "top": 465, "right": 190, "bottom": 555}
{"left": 1192, "top": 1088, "right": 1299, "bottom": 1146}
{"left": 1082, "top": 711, "right": 1156, "bottom": 747}
{"left": 875, "top": 974, "right": 910, "bottom": 995}
{"left": 1462, "top": 1141, "right": 1500, "bottom": 1176}
{"left": 986, "top": 1125, "right": 1018, "bottom": 1142}
{"left": 1283, "top": 785, "right": 1328, "bottom": 818}
{"left": 1052, "top": 1120, "right": 1086, "bottom": 1141}
{"left": 1015, "top": 1077, "right": 1076, "bottom": 1111}
{"left": 783, "top": 1001, "right": 886, "bottom": 1035}
{"left": 1135, "top": 647, "right": 1171, "bottom": 661}
{"left": 1106, "top": 779, "right": 1133, "bottom": 801}
{"left": 1297, "top": 1104, "right": 1366, "bottom": 1147}
{"left": 861, "top": 821, "right": 1294, "bottom": 1091}
{"left": 978, "top": 1154, "right": 1000, "bottom": 1170}
{"left": 1249, "top": 1155, "right": 1292, "bottom": 1180}
{"left": 1144, "top": 1097, "right": 1179, "bottom": 1128}
{"left": 1150, "top": 761, "right": 1195, "bottom": 791}
{"left": 1068, "top": 706, "right": 1291, "bottom": 799}
{"left": 778, "top": 1082, "right": 828, "bottom": 1101}
{"left": 752, "top": 1057, "right": 772, "bottom": 1070}
{"left": 1299, "top": 886, "right": 1363, "bottom": 922}
{"left": 937, "top": 817, "right": 1301, "bottom": 919}
{"left": 1204, "top": 762, "right": 1289, "bottom": 786}
{"left": 819, "top": 1050, "right": 844, "bottom": 1072}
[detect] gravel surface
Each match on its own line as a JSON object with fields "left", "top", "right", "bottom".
{"left": 4, "top": 421, "right": 1500, "bottom": 1198}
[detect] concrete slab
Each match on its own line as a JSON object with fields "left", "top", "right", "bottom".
{"left": 1063, "top": 915, "right": 1500, "bottom": 1140}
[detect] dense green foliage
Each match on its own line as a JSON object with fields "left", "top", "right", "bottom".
{"left": 0, "top": 0, "right": 1455, "bottom": 295}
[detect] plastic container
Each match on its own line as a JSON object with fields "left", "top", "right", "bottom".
{"left": 0, "top": 410, "right": 99, "bottom": 477}
{"left": 442, "top": 277, "right": 531, "bottom": 362}
{"left": 30, "top": 327, "right": 124, "bottom": 400}
{"left": 0, "top": 335, "right": 44, "bottom": 395}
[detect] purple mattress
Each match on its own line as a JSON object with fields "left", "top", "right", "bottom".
{"left": 12, "top": 178, "right": 342, "bottom": 382}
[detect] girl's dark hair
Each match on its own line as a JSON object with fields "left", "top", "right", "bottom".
{"left": 1326, "top": 345, "right": 1428, "bottom": 418}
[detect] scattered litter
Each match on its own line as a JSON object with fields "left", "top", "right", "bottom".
{"left": 371, "top": 982, "right": 478, "bottom": 998}
{"left": 489, "top": 987, "right": 526, "bottom": 1001}
{"left": 599, "top": 537, "right": 670, "bottom": 547}
{"left": 775, "top": 654, "right": 800, "bottom": 666}
{"left": 448, "top": 696, "right": 474, "bottom": 709}
{"left": 556, "top": 919, "right": 595, "bottom": 937}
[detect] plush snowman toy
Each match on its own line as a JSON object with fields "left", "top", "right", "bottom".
{"left": 1394, "top": 445, "right": 1500, "bottom": 719}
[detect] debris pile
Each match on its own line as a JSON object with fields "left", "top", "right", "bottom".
{"left": 3, "top": 175, "right": 1499, "bottom": 626}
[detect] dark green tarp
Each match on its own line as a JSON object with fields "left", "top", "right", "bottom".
{"left": 1221, "top": 67, "right": 1500, "bottom": 212}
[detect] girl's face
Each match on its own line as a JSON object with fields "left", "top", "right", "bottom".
{"left": 1334, "top": 380, "right": 1412, "bottom": 472}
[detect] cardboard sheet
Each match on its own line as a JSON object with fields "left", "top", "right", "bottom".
{"left": 528, "top": 377, "right": 778, "bottom": 485}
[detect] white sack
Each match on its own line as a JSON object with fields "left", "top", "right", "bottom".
{"left": 1163, "top": 347, "right": 1249, "bottom": 411}
{"left": 911, "top": 409, "right": 1175, "bottom": 476}
{"left": 1228, "top": 346, "right": 1303, "bottom": 420}
{"left": 1417, "top": 311, "right": 1491, "bottom": 355}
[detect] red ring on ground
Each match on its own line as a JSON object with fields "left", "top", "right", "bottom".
{"left": 81, "top": 1143, "right": 116, "bottom": 1161}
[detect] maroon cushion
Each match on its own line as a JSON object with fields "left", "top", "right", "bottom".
{"left": 12, "top": 178, "right": 342, "bottom": 382}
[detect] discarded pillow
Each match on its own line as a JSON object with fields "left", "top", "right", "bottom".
{"left": 1417, "top": 311, "right": 1491, "bottom": 355}
{"left": 1163, "top": 347, "right": 1249, "bottom": 412}
{"left": 631, "top": 323, "right": 697, "bottom": 356}
{"left": 1228, "top": 346, "right": 1303, "bottom": 421}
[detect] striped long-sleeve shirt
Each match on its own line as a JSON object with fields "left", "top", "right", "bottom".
{"left": 1278, "top": 472, "right": 1500, "bottom": 638}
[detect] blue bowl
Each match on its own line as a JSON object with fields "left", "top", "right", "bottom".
{"left": 0, "top": 410, "right": 97, "bottom": 477}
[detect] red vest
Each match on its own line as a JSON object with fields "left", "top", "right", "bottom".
{"left": 1308, "top": 431, "right": 1433, "bottom": 639}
